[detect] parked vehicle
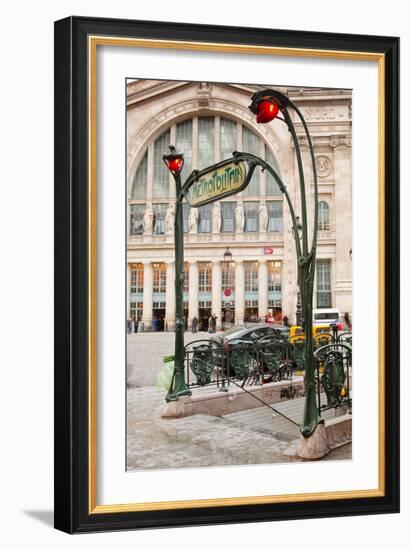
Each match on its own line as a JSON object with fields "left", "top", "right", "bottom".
{"left": 209, "top": 324, "right": 290, "bottom": 381}
{"left": 312, "top": 308, "right": 341, "bottom": 326}
{"left": 289, "top": 324, "right": 332, "bottom": 339}
{"left": 211, "top": 323, "right": 289, "bottom": 349}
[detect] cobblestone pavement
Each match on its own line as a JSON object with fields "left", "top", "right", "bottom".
{"left": 127, "top": 332, "right": 351, "bottom": 471}
{"left": 127, "top": 385, "right": 352, "bottom": 471}
{"left": 127, "top": 331, "right": 220, "bottom": 388}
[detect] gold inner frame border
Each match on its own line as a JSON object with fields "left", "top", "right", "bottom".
{"left": 87, "top": 36, "right": 386, "bottom": 514}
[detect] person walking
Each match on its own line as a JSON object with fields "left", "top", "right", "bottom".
{"left": 211, "top": 314, "right": 217, "bottom": 333}
{"left": 192, "top": 316, "right": 198, "bottom": 333}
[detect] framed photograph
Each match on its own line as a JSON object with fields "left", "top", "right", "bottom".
{"left": 54, "top": 16, "right": 400, "bottom": 533}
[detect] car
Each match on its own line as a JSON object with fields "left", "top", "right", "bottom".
{"left": 211, "top": 323, "right": 290, "bottom": 349}
{"left": 209, "top": 324, "right": 290, "bottom": 381}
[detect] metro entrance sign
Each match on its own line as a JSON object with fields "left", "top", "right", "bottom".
{"left": 186, "top": 158, "right": 250, "bottom": 207}
{"left": 164, "top": 87, "right": 322, "bottom": 444}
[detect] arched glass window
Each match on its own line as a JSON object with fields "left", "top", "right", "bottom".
{"left": 220, "top": 118, "right": 237, "bottom": 161}
{"left": 265, "top": 146, "right": 281, "bottom": 196}
{"left": 318, "top": 201, "right": 330, "bottom": 231}
{"left": 198, "top": 204, "right": 212, "bottom": 233}
{"left": 198, "top": 117, "right": 215, "bottom": 169}
{"left": 176, "top": 119, "right": 192, "bottom": 179}
{"left": 129, "top": 116, "right": 284, "bottom": 236}
{"left": 242, "top": 126, "right": 260, "bottom": 196}
{"left": 153, "top": 129, "right": 170, "bottom": 198}
{"left": 131, "top": 151, "right": 147, "bottom": 199}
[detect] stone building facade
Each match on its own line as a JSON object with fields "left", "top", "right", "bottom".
{"left": 126, "top": 80, "right": 352, "bottom": 331}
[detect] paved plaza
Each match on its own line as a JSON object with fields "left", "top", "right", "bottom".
{"left": 127, "top": 332, "right": 352, "bottom": 471}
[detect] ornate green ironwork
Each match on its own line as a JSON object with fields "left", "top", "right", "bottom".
{"left": 260, "top": 339, "right": 293, "bottom": 381}
{"left": 164, "top": 88, "right": 324, "bottom": 437}
{"left": 230, "top": 344, "right": 256, "bottom": 380}
{"left": 321, "top": 350, "right": 346, "bottom": 407}
{"left": 190, "top": 345, "right": 215, "bottom": 386}
{"left": 289, "top": 336, "right": 306, "bottom": 371}
{"left": 315, "top": 342, "right": 352, "bottom": 410}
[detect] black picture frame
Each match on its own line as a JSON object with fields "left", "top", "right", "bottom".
{"left": 54, "top": 16, "right": 400, "bottom": 534}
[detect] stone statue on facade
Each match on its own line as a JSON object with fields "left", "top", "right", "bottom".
{"left": 235, "top": 202, "right": 244, "bottom": 233}
{"left": 259, "top": 203, "right": 268, "bottom": 232}
{"left": 143, "top": 205, "right": 154, "bottom": 235}
{"left": 165, "top": 205, "right": 175, "bottom": 236}
{"left": 212, "top": 202, "right": 222, "bottom": 233}
{"left": 188, "top": 207, "right": 199, "bottom": 234}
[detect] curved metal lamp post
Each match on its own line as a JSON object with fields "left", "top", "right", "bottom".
{"left": 162, "top": 147, "right": 191, "bottom": 402}
{"left": 248, "top": 89, "right": 320, "bottom": 437}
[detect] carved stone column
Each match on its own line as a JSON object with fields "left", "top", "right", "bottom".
{"left": 332, "top": 139, "right": 352, "bottom": 316}
{"left": 141, "top": 261, "right": 153, "bottom": 330}
{"left": 165, "top": 260, "right": 175, "bottom": 330}
{"left": 235, "top": 260, "right": 245, "bottom": 325}
{"left": 211, "top": 261, "right": 222, "bottom": 331}
{"left": 258, "top": 259, "right": 268, "bottom": 321}
{"left": 188, "top": 261, "right": 199, "bottom": 328}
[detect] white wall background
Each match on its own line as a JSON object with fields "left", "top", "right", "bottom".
{"left": 0, "top": 0, "right": 407, "bottom": 547}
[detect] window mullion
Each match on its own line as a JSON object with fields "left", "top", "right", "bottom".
{"left": 215, "top": 116, "right": 220, "bottom": 163}
{"left": 146, "top": 143, "right": 154, "bottom": 201}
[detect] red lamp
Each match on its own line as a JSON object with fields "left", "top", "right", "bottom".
{"left": 255, "top": 100, "right": 279, "bottom": 124}
{"left": 166, "top": 156, "right": 184, "bottom": 173}
{"left": 163, "top": 145, "right": 184, "bottom": 174}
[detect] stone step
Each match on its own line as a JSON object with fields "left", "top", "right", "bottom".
{"left": 222, "top": 394, "right": 342, "bottom": 442}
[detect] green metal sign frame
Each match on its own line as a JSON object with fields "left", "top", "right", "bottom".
{"left": 184, "top": 158, "right": 252, "bottom": 207}
{"left": 164, "top": 87, "right": 322, "bottom": 439}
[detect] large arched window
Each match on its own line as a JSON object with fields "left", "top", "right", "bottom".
{"left": 265, "top": 145, "right": 281, "bottom": 196}
{"left": 220, "top": 118, "right": 237, "bottom": 160}
{"left": 153, "top": 129, "right": 170, "bottom": 198}
{"left": 176, "top": 119, "right": 192, "bottom": 179}
{"left": 131, "top": 151, "right": 147, "bottom": 199}
{"left": 242, "top": 126, "right": 260, "bottom": 196}
{"left": 129, "top": 115, "right": 282, "bottom": 235}
{"left": 318, "top": 201, "right": 330, "bottom": 231}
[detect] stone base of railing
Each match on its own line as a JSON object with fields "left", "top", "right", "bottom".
{"left": 297, "top": 413, "right": 352, "bottom": 460}
{"left": 161, "top": 377, "right": 305, "bottom": 418}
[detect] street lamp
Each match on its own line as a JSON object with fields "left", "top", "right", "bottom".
{"left": 163, "top": 146, "right": 191, "bottom": 401}
{"left": 249, "top": 89, "right": 321, "bottom": 439}
{"left": 295, "top": 216, "right": 303, "bottom": 326}
{"left": 223, "top": 247, "right": 232, "bottom": 262}
{"left": 223, "top": 248, "right": 233, "bottom": 329}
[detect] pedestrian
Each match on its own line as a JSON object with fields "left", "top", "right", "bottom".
{"left": 344, "top": 312, "right": 352, "bottom": 331}
{"left": 283, "top": 315, "right": 290, "bottom": 327}
{"left": 208, "top": 314, "right": 213, "bottom": 333}
{"left": 127, "top": 318, "right": 132, "bottom": 334}
{"left": 192, "top": 316, "right": 198, "bottom": 333}
{"left": 211, "top": 314, "right": 217, "bottom": 333}
{"left": 135, "top": 319, "right": 139, "bottom": 333}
